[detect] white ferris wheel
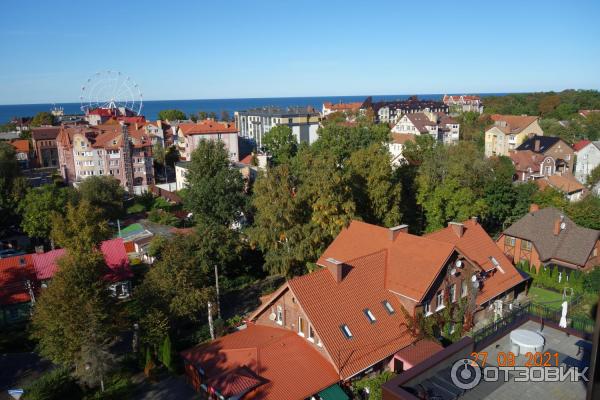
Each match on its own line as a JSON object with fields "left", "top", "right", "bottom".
{"left": 80, "top": 70, "right": 143, "bottom": 115}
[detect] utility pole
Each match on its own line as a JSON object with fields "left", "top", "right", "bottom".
{"left": 215, "top": 265, "right": 222, "bottom": 320}
{"left": 208, "top": 302, "right": 215, "bottom": 340}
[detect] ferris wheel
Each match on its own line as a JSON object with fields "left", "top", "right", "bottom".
{"left": 80, "top": 70, "right": 143, "bottom": 115}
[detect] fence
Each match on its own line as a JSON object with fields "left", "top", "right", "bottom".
{"left": 472, "top": 301, "right": 596, "bottom": 350}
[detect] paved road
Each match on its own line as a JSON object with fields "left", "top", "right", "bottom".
{"left": 0, "top": 352, "right": 51, "bottom": 400}
{"left": 132, "top": 375, "right": 197, "bottom": 400}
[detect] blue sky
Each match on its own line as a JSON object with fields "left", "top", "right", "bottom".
{"left": 1, "top": 0, "right": 599, "bottom": 104}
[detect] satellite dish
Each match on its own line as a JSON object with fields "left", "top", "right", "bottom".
{"left": 560, "top": 222, "right": 566, "bottom": 230}
{"left": 455, "top": 260, "right": 463, "bottom": 268}
{"left": 471, "top": 275, "right": 477, "bottom": 282}
{"left": 450, "top": 268, "right": 457, "bottom": 276}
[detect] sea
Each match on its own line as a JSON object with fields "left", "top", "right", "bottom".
{"left": 0, "top": 93, "right": 507, "bottom": 124}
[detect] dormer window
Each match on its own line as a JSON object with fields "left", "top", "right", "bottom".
{"left": 364, "top": 309, "right": 376, "bottom": 323}
{"left": 382, "top": 300, "right": 395, "bottom": 315}
{"left": 340, "top": 324, "right": 353, "bottom": 339}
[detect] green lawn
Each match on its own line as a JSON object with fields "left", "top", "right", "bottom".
{"left": 528, "top": 286, "right": 565, "bottom": 309}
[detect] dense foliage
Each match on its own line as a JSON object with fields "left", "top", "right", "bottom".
{"left": 157, "top": 109, "right": 186, "bottom": 121}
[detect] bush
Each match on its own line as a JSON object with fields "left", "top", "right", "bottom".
{"left": 152, "top": 197, "right": 173, "bottom": 211}
{"left": 352, "top": 371, "right": 395, "bottom": 400}
{"left": 83, "top": 373, "right": 135, "bottom": 400}
{"left": 23, "top": 367, "right": 83, "bottom": 400}
{"left": 147, "top": 209, "right": 180, "bottom": 227}
{"left": 126, "top": 203, "right": 146, "bottom": 214}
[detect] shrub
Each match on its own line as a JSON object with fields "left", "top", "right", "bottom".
{"left": 23, "top": 367, "right": 83, "bottom": 400}
{"left": 147, "top": 209, "right": 180, "bottom": 227}
{"left": 83, "top": 373, "right": 135, "bottom": 400}
{"left": 126, "top": 203, "right": 146, "bottom": 214}
{"left": 152, "top": 197, "right": 173, "bottom": 211}
{"left": 352, "top": 371, "right": 395, "bottom": 400}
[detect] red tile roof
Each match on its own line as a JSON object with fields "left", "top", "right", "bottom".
{"left": 239, "top": 153, "right": 254, "bottom": 165}
{"left": 395, "top": 339, "right": 444, "bottom": 367}
{"left": 536, "top": 175, "right": 585, "bottom": 194}
{"left": 179, "top": 120, "right": 238, "bottom": 136}
{"left": 425, "top": 219, "right": 527, "bottom": 305}
{"left": 181, "top": 324, "right": 339, "bottom": 400}
{"left": 32, "top": 239, "right": 132, "bottom": 282}
{"left": 509, "top": 150, "right": 545, "bottom": 174}
{"left": 10, "top": 139, "right": 30, "bottom": 153}
{"left": 31, "top": 126, "right": 60, "bottom": 140}
{"left": 323, "top": 101, "right": 363, "bottom": 112}
{"left": 489, "top": 114, "right": 538, "bottom": 134}
{"left": 0, "top": 254, "right": 36, "bottom": 305}
{"left": 573, "top": 139, "right": 591, "bottom": 152}
{"left": 391, "top": 133, "right": 416, "bottom": 145}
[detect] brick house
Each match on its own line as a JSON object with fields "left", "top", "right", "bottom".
{"left": 175, "top": 120, "right": 239, "bottom": 162}
{"left": 511, "top": 135, "right": 574, "bottom": 181}
{"left": 0, "top": 254, "right": 37, "bottom": 327}
{"left": 497, "top": 205, "right": 600, "bottom": 273}
{"left": 31, "top": 126, "right": 61, "bottom": 168}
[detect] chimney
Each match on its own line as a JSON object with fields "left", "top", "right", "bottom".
{"left": 324, "top": 258, "right": 344, "bottom": 283}
{"left": 471, "top": 216, "right": 478, "bottom": 224}
{"left": 529, "top": 203, "right": 539, "bottom": 213}
{"left": 449, "top": 222, "right": 464, "bottom": 238}
{"left": 34, "top": 245, "right": 44, "bottom": 254}
{"left": 534, "top": 138, "right": 541, "bottom": 152}
{"left": 553, "top": 219, "right": 561, "bottom": 236}
{"left": 389, "top": 224, "right": 409, "bottom": 241}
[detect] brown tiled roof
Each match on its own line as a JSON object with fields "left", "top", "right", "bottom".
{"left": 536, "top": 175, "right": 585, "bottom": 194}
{"left": 181, "top": 324, "right": 339, "bottom": 400}
{"left": 31, "top": 126, "right": 60, "bottom": 140}
{"left": 391, "top": 133, "right": 416, "bottom": 145}
{"left": 405, "top": 113, "right": 436, "bottom": 133}
{"left": 324, "top": 101, "right": 363, "bottom": 112}
{"left": 394, "top": 339, "right": 443, "bottom": 367}
{"left": 425, "top": 220, "right": 527, "bottom": 305}
{"left": 509, "top": 150, "right": 545, "bottom": 174}
{"left": 504, "top": 207, "right": 599, "bottom": 267}
{"left": 489, "top": 114, "right": 538, "bottom": 134}
{"left": 179, "top": 120, "right": 237, "bottom": 136}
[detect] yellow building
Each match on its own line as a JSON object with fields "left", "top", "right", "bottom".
{"left": 484, "top": 114, "right": 543, "bottom": 157}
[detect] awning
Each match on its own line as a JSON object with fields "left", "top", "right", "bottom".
{"left": 318, "top": 384, "right": 349, "bottom": 400}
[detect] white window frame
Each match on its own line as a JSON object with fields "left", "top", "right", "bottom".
{"left": 276, "top": 305, "right": 283, "bottom": 325}
{"left": 298, "top": 316, "right": 305, "bottom": 337}
{"left": 424, "top": 300, "right": 432, "bottom": 316}
{"left": 436, "top": 290, "right": 445, "bottom": 311}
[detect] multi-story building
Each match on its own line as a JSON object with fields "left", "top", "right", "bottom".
{"left": 56, "top": 122, "right": 154, "bottom": 192}
{"left": 362, "top": 96, "right": 449, "bottom": 124}
{"left": 322, "top": 100, "right": 364, "bottom": 117}
{"left": 510, "top": 135, "right": 574, "bottom": 181}
{"left": 391, "top": 111, "right": 460, "bottom": 144}
{"left": 443, "top": 94, "right": 484, "bottom": 114}
{"left": 235, "top": 106, "right": 320, "bottom": 149}
{"left": 574, "top": 141, "right": 600, "bottom": 185}
{"left": 484, "top": 114, "right": 543, "bottom": 157}
{"left": 31, "top": 126, "right": 60, "bottom": 168}
{"left": 175, "top": 120, "right": 239, "bottom": 162}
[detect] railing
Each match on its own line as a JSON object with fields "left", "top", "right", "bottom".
{"left": 471, "top": 301, "right": 596, "bottom": 349}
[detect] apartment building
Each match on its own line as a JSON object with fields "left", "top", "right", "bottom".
{"left": 484, "top": 114, "right": 543, "bottom": 157}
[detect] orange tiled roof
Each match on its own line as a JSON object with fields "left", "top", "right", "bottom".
{"left": 179, "top": 120, "right": 237, "bottom": 136}
{"left": 537, "top": 174, "right": 585, "bottom": 194}
{"left": 181, "top": 324, "right": 339, "bottom": 400}
{"left": 425, "top": 219, "right": 527, "bottom": 305}
{"left": 489, "top": 114, "right": 538, "bottom": 134}
{"left": 10, "top": 139, "right": 30, "bottom": 153}
{"left": 324, "top": 101, "right": 363, "bottom": 112}
{"left": 391, "top": 133, "right": 416, "bottom": 145}
{"left": 395, "top": 339, "right": 444, "bottom": 367}
{"left": 0, "top": 254, "right": 36, "bottom": 305}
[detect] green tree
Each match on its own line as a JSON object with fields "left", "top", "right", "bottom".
{"left": 77, "top": 176, "right": 125, "bottom": 220}
{"left": 587, "top": 165, "right": 600, "bottom": 186}
{"left": 31, "top": 249, "right": 115, "bottom": 388}
{"left": 531, "top": 187, "right": 568, "bottom": 210}
{"left": 313, "top": 122, "right": 390, "bottom": 163}
{"left": 566, "top": 195, "right": 600, "bottom": 230}
{"left": 18, "top": 184, "right": 71, "bottom": 244}
{"left": 347, "top": 144, "right": 402, "bottom": 226}
{"left": 220, "top": 110, "right": 230, "bottom": 122}
{"left": 51, "top": 201, "right": 111, "bottom": 252}
{"left": 0, "top": 142, "right": 28, "bottom": 235}
{"left": 165, "top": 145, "right": 180, "bottom": 168}
{"left": 482, "top": 156, "right": 517, "bottom": 233}
{"left": 157, "top": 109, "right": 186, "bottom": 121}
{"left": 198, "top": 111, "right": 208, "bottom": 120}
{"left": 183, "top": 140, "right": 246, "bottom": 226}
{"left": 30, "top": 111, "right": 55, "bottom": 127}
{"left": 160, "top": 335, "right": 174, "bottom": 372}
{"left": 261, "top": 125, "right": 298, "bottom": 165}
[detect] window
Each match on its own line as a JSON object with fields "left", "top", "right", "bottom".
{"left": 424, "top": 300, "right": 431, "bottom": 316}
{"left": 340, "top": 324, "right": 353, "bottom": 339}
{"left": 298, "top": 316, "right": 305, "bottom": 336}
{"left": 364, "top": 309, "right": 376, "bottom": 323}
{"left": 436, "top": 290, "right": 444, "bottom": 310}
{"left": 449, "top": 284, "right": 456, "bottom": 303}
{"left": 276, "top": 306, "right": 283, "bottom": 325}
{"left": 504, "top": 236, "right": 516, "bottom": 246}
{"left": 521, "top": 240, "right": 532, "bottom": 251}
{"left": 308, "top": 325, "right": 315, "bottom": 342}
{"left": 462, "top": 280, "right": 468, "bottom": 297}
{"left": 382, "top": 300, "right": 395, "bottom": 315}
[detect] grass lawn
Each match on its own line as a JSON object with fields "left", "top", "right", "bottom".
{"left": 528, "top": 286, "right": 565, "bottom": 310}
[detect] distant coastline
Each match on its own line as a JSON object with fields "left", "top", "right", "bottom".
{"left": 0, "top": 93, "right": 511, "bottom": 124}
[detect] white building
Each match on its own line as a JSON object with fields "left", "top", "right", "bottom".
{"left": 574, "top": 141, "right": 600, "bottom": 185}
{"left": 176, "top": 120, "right": 239, "bottom": 162}
{"left": 388, "top": 133, "right": 415, "bottom": 167}
{"left": 443, "top": 95, "right": 484, "bottom": 114}
{"left": 391, "top": 111, "right": 459, "bottom": 144}
{"left": 235, "top": 106, "right": 320, "bottom": 149}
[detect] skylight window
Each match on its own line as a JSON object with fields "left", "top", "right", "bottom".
{"left": 340, "top": 324, "right": 353, "bottom": 339}
{"left": 382, "top": 300, "right": 395, "bottom": 315}
{"left": 364, "top": 309, "right": 377, "bottom": 323}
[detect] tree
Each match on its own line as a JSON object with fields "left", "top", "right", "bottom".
{"left": 208, "top": 111, "right": 218, "bottom": 120}
{"left": 531, "top": 187, "right": 568, "bottom": 210}
{"left": 347, "top": 144, "right": 402, "bottom": 226}
{"left": 160, "top": 335, "right": 174, "bottom": 372}
{"left": 220, "top": 110, "right": 231, "bottom": 122}
{"left": 158, "top": 109, "right": 186, "bottom": 121}
{"left": 566, "top": 195, "right": 600, "bottom": 230}
{"left": 77, "top": 176, "right": 125, "bottom": 220}
{"left": 165, "top": 145, "right": 180, "bottom": 168}
{"left": 261, "top": 125, "right": 298, "bottom": 165}
{"left": 30, "top": 111, "right": 55, "bottom": 127}
{"left": 183, "top": 141, "right": 246, "bottom": 226}
{"left": 587, "top": 165, "right": 600, "bottom": 186}
{"left": 198, "top": 111, "right": 208, "bottom": 120}
{"left": 312, "top": 122, "right": 390, "bottom": 163}
{"left": 18, "top": 184, "right": 71, "bottom": 244}
{"left": 482, "top": 156, "right": 517, "bottom": 233}
{"left": 31, "top": 249, "right": 115, "bottom": 388}
{"left": 51, "top": 201, "right": 111, "bottom": 252}
{"left": 0, "top": 142, "right": 27, "bottom": 235}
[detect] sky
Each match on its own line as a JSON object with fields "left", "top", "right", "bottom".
{"left": 1, "top": 0, "right": 599, "bottom": 104}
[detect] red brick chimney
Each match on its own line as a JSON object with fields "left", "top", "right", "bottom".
{"left": 449, "top": 222, "right": 464, "bottom": 238}
{"left": 529, "top": 203, "right": 539, "bottom": 213}
{"left": 324, "top": 258, "right": 344, "bottom": 283}
{"left": 553, "top": 219, "right": 561, "bottom": 236}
